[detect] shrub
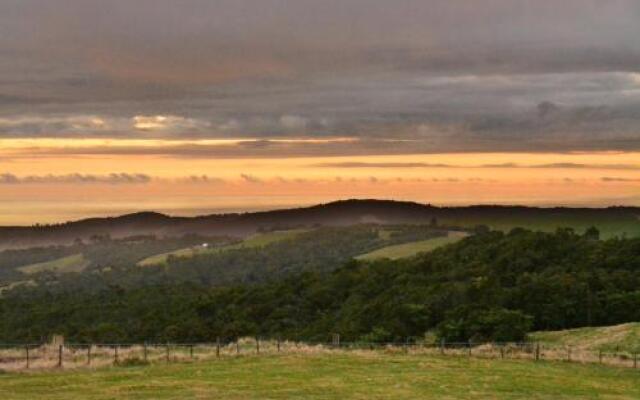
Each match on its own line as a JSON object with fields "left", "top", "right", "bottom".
{"left": 437, "top": 308, "right": 533, "bottom": 343}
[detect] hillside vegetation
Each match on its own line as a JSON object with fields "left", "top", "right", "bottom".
{"left": 2, "top": 227, "right": 639, "bottom": 344}
{"left": 0, "top": 353, "right": 639, "bottom": 400}
{"left": 0, "top": 225, "right": 446, "bottom": 295}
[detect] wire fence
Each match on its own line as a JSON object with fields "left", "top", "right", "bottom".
{"left": 0, "top": 338, "right": 638, "bottom": 372}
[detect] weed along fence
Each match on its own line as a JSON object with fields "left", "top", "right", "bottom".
{"left": 0, "top": 338, "right": 638, "bottom": 372}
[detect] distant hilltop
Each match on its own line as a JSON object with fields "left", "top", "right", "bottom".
{"left": 0, "top": 199, "right": 638, "bottom": 250}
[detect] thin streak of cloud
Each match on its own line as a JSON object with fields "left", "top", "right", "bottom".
{"left": 601, "top": 177, "right": 640, "bottom": 182}
{"left": 0, "top": 172, "right": 152, "bottom": 185}
{"left": 240, "top": 173, "right": 262, "bottom": 183}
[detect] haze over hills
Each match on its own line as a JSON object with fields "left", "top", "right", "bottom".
{"left": 1, "top": 199, "right": 639, "bottom": 250}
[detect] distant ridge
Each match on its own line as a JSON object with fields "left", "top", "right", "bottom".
{"left": 0, "top": 199, "right": 638, "bottom": 249}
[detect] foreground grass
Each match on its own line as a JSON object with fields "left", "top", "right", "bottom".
{"left": 1, "top": 353, "right": 639, "bottom": 399}
{"left": 530, "top": 323, "right": 640, "bottom": 353}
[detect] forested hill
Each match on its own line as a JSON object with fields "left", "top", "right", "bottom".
{"left": 1, "top": 199, "right": 639, "bottom": 249}
{"left": 2, "top": 227, "right": 639, "bottom": 344}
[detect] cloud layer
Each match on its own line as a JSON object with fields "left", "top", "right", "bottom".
{"left": 1, "top": 1, "right": 640, "bottom": 153}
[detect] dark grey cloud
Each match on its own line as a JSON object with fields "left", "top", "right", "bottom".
{"left": 1, "top": 1, "right": 640, "bottom": 152}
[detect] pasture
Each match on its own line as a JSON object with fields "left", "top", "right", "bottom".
{"left": 17, "top": 254, "right": 88, "bottom": 275}
{"left": 1, "top": 351, "right": 639, "bottom": 399}
{"left": 530, "top": 323, "right": 640, "bottom": 353}
{"left": 138, "top": 229, "right": 308, "bottom": 266}
{"left": 356, "top": 231, "right": 467, "bottom": 260}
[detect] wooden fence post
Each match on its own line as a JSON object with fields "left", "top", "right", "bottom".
{"left": 500, "top": 345, "right": 505, "bottom": 359}
{"left": 143, "top": 343, "right": 148, "bottom": 362}
{"left": 598, "top": 349, "right": 603, "bottom": 364}
{"left": 567, "top": 346, "right": 571, "bottom": 362}
{"left": 256, "top": 337, "right": 260, "bottom": 355}
{"left": 87, "top": 345, "right": 91, "bottom": 365}
{"left": 58, "top": 345, "right": 63, "bottom": 368}
{"left": 236, "top": 340, "right": 240, "bottom": 355}
{"left": 277, "top": 338, "right": 281, "bottom": 353}
{"left": 216, "top": 337, "right": 220, "bottom": 358}
{"left": 25, "top": 346, "right": 30, "bottom": 369}
{"left": 467, "top": 343, "right": 472, "bottom": 357}
{"left": 190, "top": 344, "right": 194, "bottom": 359}
{"left": 166, "top": 344, "right": 170, "bottom": 363}
{"left": 114, "top": 345, "right": 119, "bottom": 364}
{"left": 535, "top": 343, "right": 540, "bottom": 361}
{"left": 440, "top": 339, "right": 445, "bottom": 355}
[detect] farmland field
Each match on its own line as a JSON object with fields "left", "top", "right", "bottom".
{"left": 17, "top": 254, "right": 88, "bottom": 275}
{"left": 356, "top": 231, "right": 467, "bottom": 260}
{"left": 138, "top": 229, "right": 308, "bottom": 266}
{"left": 0, "top": 352, "right": 639, "bottom": 399}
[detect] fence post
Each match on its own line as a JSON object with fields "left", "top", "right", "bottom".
{"left": 166, "top": 344, "right": 170, "bottom": 363}
{"left": 114, "top": 345, "right": 119, "bottom": 364}
{"left": 87, "top": 345, "right": 91, "bottom": 366}
{"left": 236, "top": 340, "right": 240, "bottom": 355}
{"left": 277, "top": 337, "right": 281, "bottom": 353}
{"left": 500, "top": 345, "right": 505, "bottom": 359}
{"left": 58, "top": 345, "right": 63, "bottom": 368}
{"left": 216, "top": 337, "right": 220, "bottom": 358}
{"left": 440, "top": 339, "right": 445, "bottom": 355}
{"left": 143, "top": 342, "right": 148, "bottom": 362}
{"left": 567, "top": 346, "right": 571, "bottom": 362}
{"left": 190, "top": 344, "right": 194, "bottom": 359}
{"left": 256, "top": 337, "right": 260, "bottom": 355}
{"left": 535, "top": 343, "right": 540, "bottom": 361}
{"left": 598, "top": 349, "right": 602, "bottom": 364}
{"left": 25, "top": 346, "right": 30, "bottom": 369}
{"left": 468, "top": 342, "right": 472, "bottom": 357}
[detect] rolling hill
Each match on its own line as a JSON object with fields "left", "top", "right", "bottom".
{"left": 0, "top": 200, "right": 638, "bottom": 250}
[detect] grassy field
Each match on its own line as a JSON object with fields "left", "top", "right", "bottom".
{"left": 138, "top": 229, "right": 308, "bottom": 266}
{"left": 17, "top": 254, "right": 88, "bottom": 275}
{"left": 0, "top": 352, "right": 638, "bottom": 399}
{"left": 530, "top": 323, "right": 640, "bottom": 353}
{"left": 356, "top": 231, "right": 467, "bottom": 261}
{"left": 441, "top": 216, "right": 640, "bottom": 239}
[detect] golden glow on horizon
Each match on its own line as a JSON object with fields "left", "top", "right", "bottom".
{"left": 1, "top": 138, "right": 639, "bottom": 225}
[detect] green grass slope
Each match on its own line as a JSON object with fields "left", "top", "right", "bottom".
{"left": 17, "top": 254, "right": 88, "bottom": 275}
{"left": 356, "top": 231, "right": 467, "bottom": 260}
{"left": 0, "top": 353, "right": 638, "bottom": 400}
{"left": 138, "top": 229, "right": 308, "bottom": 266}
{"left": 530, "top": 323, "right": 640, "bottom": 353}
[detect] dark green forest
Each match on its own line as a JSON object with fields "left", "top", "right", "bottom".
{"left": 1, "top": 227, "right": 639, "bottom": 344}
{"left": 0, "top": 225, "right": 446, "bottom": 293}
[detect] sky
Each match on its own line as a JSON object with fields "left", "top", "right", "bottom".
{"left": 1, "top": 0, "right": 639, "bottom": 225}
